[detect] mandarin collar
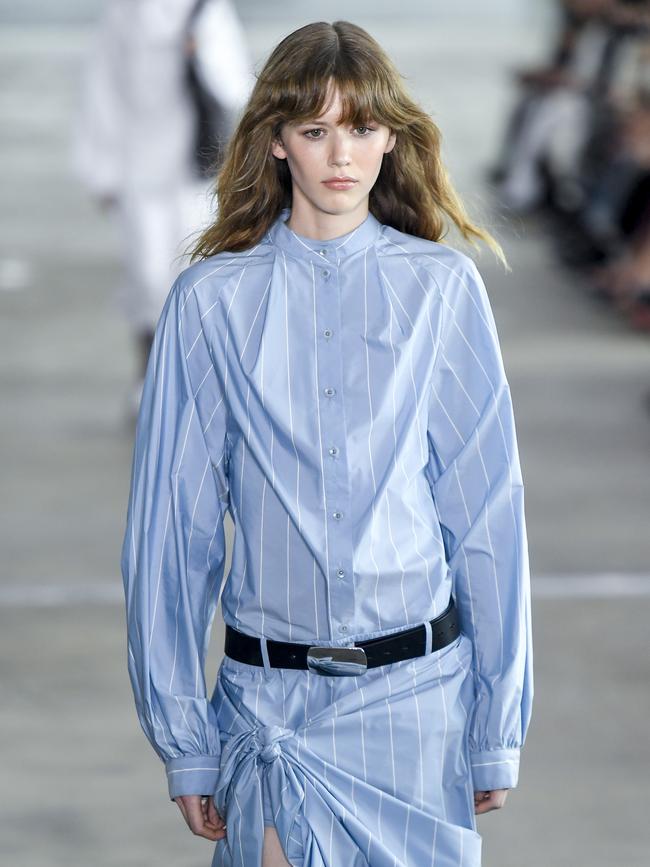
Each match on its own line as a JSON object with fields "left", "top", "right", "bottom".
{"left": 267, "top": 207, "right": 382, "bottom": 266}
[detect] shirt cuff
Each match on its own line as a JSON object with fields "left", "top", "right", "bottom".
{"left": 165, "top": 755, "right": 221, "bottom": 801}
{"left": 470, "top": 747, "right": 520, "bottom": 791}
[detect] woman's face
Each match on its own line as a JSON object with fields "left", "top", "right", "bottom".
{"left": 271, "top": 83, "right": 396, "bottom": 221}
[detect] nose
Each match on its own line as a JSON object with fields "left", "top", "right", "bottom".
{"left": 328, "top": 129, "right": 351, "bottom": 167}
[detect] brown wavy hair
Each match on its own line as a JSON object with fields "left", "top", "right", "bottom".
{"left": 187, "top": 20, "right": 509, "bottom": 270}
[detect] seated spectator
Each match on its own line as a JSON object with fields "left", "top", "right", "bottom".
{"left": 490, "top": 0, "right": 650, "bottom": 333}
{"left": 489, "top": 0, "right": 618, "bottom": 213}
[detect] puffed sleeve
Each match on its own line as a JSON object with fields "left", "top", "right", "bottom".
{"left": 425, "top": 256, "right": 534, "bottom": 792}
{"left": 120, "top": 273, "right": 230, "bottom": 801}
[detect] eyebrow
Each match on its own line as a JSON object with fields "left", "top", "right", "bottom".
{"left": 296, "top": 117, "right": 372, "bottom": 127}
{"left": 296, "top": 119, "right": 339, "bottom": 126}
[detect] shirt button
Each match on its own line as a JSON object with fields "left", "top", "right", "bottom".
{"left": 339, "top": 624, "right": 349, "bottom": 633}
{"left": 336, "top": 569, "right": 345, "bottom": 579}
{"left": 323, "top": 328, "right": 332, "bottom": 338}
{"left": 319, "top": 249, "right": 328, "bottom": 257}
{"left": 332, "top": 510, "right": 342, "bottom": 520}
{"left": 322, "top": 269, "right": 330, "bottom": 279}
{"left": 323, "top": 386, "right": 335, "bottom": 397}
{"left": 328, "top": 446, "right": 338, "bottom": 456}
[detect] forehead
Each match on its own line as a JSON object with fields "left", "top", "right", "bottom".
{"left": 310, "top": 86, "right": 344, "bottom": 121}
{"left": 284, "top": 78, "right": 379, "bottom": 127}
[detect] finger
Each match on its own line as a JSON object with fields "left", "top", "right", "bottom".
{"left": 475, "top": 791, "right": 506, "bottom": 814}
{"left": 473, "top": 791, "right": 494, "bottom": 814}
{"left": 185, "top": 796, "right": 224, "bottom": 841}
{"left": 175, "top": 795, "right": 225, "bottom": 839}
{"left": 186, "top": 795, "right": 209, "bottom": 832}
{"left": 207, "top": 797, "right": 225, "bottom": 828}
{"left": 198, "top": 796, "right": 220, "bottom": 828}
{"left": 200, "top": 796, "right": 223, "bottom": 831}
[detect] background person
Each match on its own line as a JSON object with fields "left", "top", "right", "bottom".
{"left": 71, "top": 0, "right": 254, "bottom": 417}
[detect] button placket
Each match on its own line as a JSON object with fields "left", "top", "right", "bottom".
{"left": 314, "top": 259, "right": 354, "bottom": 639}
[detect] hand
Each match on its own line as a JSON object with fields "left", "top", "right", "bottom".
{"left": 174, "top": 794, "right": 227, "bottom": 841}
{"left": 474, "top": 788, "right": 509, "bottom": 814}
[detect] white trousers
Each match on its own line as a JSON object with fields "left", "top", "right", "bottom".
{"left": 114, "top": 179, "right": 214, "bottom": 332}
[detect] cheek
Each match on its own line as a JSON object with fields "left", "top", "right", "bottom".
{"left": 287, "top": 145, "right": 322, "bottom": 179}
{"left": 359, "top": 141, "right": 389, "bottom": 172}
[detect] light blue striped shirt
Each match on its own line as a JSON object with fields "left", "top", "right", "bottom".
{"left": 121, "top": 206, "right": 533, "bottom": 802}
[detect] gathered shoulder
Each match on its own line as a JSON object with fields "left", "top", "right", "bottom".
{"left": 378, "top": 223, "right": 478, "bottom": 282}
{"left": 173, "top": 240, "right": 274, "bottom": 307}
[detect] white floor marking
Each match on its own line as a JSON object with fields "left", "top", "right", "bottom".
{"left": 0, "top": 573, "right": 649, "bottom": 607}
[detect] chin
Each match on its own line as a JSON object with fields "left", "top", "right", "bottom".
{"left": 316, "top": 195, "right": 366, "bottom": 214}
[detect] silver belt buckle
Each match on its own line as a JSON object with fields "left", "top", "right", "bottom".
{"left": 306, "top": 644, "right": 368, "bottom": 676}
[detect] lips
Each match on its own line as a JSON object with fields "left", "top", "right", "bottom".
{"left": 322, "top": 178, "right": 358, "bottom": 189}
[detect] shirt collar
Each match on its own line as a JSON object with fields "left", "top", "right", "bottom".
{"left": 267, "top": 206, "right": 382, "bottom": 265}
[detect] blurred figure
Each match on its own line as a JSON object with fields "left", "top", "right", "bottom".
{"left": 489, "top": 0, "right": 650, "bottom": 337}
{"left": 71, "top": 0, "right": 254, "bottom": 417}
{"left": 588, "top": 92, "right": 650, "bottom": 323}
{"left": 489, "top": 0, "right": 638, "bottom": 213}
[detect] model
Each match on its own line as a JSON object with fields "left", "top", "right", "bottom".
{"left": 72, "top": 0, "right": 253, "bottom": 417}
{"left": 121, "top": 19, "right": 534, "bottom": 867}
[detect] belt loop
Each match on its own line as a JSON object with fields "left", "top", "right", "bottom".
{"left": 259, "top": 636, "right": 273, "bottom": 679}
{"left": 423, "top": 620, "right": 433, "bottom": 657}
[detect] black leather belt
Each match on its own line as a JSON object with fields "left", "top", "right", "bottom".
{"left": 224, "top": 596, "right": 459, "bottom": 676}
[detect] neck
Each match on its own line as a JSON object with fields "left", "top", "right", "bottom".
{"left": 285, "top": 199, "right": 369, "bottom": 241}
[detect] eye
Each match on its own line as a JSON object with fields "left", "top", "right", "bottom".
{"left": 302, "top": 125, "right": 377, "bottom": 140}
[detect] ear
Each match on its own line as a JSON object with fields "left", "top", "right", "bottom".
{"left": 271, "top": 136, "right": 288, "bottom": 160}
{"left": 385, "top": 130, "right": 397, "bottom": 154}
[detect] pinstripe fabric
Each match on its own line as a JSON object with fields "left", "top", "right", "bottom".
{"left": 121, "top": 207, "right": 533, "bottom": 866}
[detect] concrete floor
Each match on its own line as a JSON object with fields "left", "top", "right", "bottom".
{"left": 1, "top": 2, "right": 649, "bottom": 865}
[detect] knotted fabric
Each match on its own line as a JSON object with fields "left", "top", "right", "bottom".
{"left": 210, "top": 633, "right": 483, "bottom": 867}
